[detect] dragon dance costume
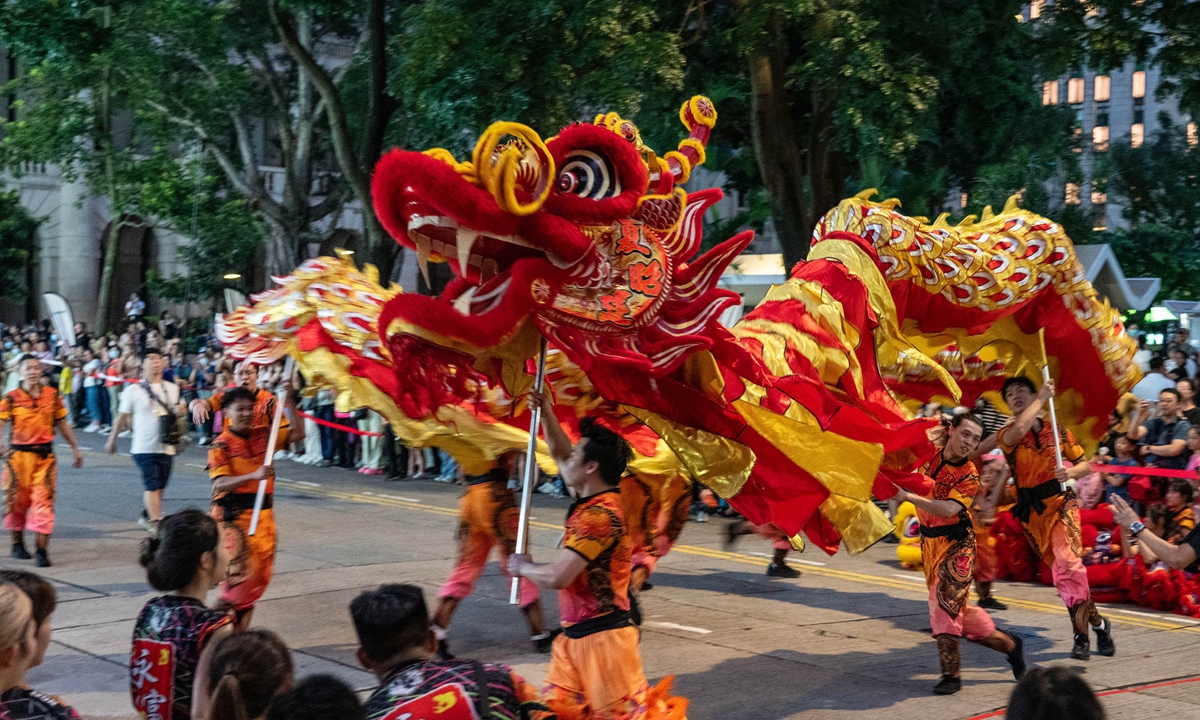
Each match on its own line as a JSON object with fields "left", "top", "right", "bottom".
{"left": 915, "top": 448, "right": 1024, "bottom": 692}
{"left": 1, "top": 387, "right": 67, "bottom": 539}
{"left": 206, "top": 416, "right": 289, "bottom": 617}
{"left": 998, "top": 420, "right": 1114, "bottom": 658}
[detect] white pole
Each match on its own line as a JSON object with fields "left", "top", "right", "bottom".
{"left": 1041, "top": 363, "right": 1064, "bottom": 471}
{"left": 249, "top": 356, "right": 295, "bottom": 536}
{"left": 510, "top": 339, "right": 548, "bottom": 605}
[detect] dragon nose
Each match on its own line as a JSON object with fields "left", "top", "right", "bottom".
{"left": 473, "top": 121, "right": 555, "bottom": 217}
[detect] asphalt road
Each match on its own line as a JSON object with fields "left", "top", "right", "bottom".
{"left": 5, "top": 436, "right": 1200, "bottom": 719}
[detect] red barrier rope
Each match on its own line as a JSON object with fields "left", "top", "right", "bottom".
{"left": 297, "top": 409, "right": 384, "bottom": 437}
{"left": 1091, "top": 464, "right": 1199, "bottom": 480}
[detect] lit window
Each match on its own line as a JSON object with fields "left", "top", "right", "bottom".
{"left": 1092, "top": 125, "right": 1109, "bottom": 150}
{"left": 1094, "top": 75, "right": 1110, "bottom": 102}
{"left": 1068, "top": 78, "right": 1085, "bottom": 104}
{"left": 1042, "top": 80, "right": 1059, "bottom": 105}
{"left": 1131, "top": 123, "right": 1144, "bottom": 147}
{"left": 1065, "top": 183, "right": 1081, "bottom": 205}
{"left": 1030, "top": 0, "right": 1043, "bottom": 18}
{"left": 1091, "top": 189, "right": 1107, "bottom": 204}
{"left": 960, "top": 192, "right": 968, "bottom": 209}
{"left": 1132, "top": 70, "right": 1146, "bottom": 99}
{"left": 1188, "top": 122, "right": 1198, "bottom": 147}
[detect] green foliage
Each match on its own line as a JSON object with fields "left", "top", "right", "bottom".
{"left": 1100, "top": 117, "right": 1200, "bottom": 300}
{"left": 0, "top": 187, "right": 39, "bottom": 300}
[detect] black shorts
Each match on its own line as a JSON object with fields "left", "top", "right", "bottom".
{"left": 133, "top": 453, "right": 173, "bottom": 492}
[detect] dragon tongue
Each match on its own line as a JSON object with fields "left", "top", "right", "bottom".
{"left": 456, "top": 228, "right": 479, "bottom": 275}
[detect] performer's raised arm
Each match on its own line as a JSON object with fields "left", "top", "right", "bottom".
{"left": 528, "top": 389, "right": 571, "bottom": 463}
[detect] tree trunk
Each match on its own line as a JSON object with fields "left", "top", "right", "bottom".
{"left": 94, "top": 6, "right": 120, "bottom": 332}
{"left": 263, "top": 220, "right": 301, "bottom": 281}
{"left": 748, "top": 46, "right": 808, "bottom": 272}
{"left": 805, "top": 89, "right": 845, "bottom": 243}
{"left": 95, "top": 216, "right": 122, "bottom": 332}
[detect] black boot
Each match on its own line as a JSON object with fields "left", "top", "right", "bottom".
{"left": 34, "top": 548, "right": 51, "bottom": 567}
{"left": 973, "top": 630, "right": 1026, "bottom": 681}
{"left": 933, "top": 635, "right": 962, "bottom": 695}
{"left": 1006, "top": 634, "right": 1027, "bottom": 680}
{"left": 766, "top": 547, "right": 800, "bottom": 578}
{"left": 1094, "top": 616, "right": 1115, "bottom": 657}
{"left": 1068, "top": 601, "right": 1095, "bottom": 660}
{"left": 11, "top": 541, "right": 31, "bottom": 560}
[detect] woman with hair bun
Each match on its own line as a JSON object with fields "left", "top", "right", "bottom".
{"left": 0, "top": 581, "right": 79, "bottom": 719}
{"left": 202, "top": 629, "right": 293, "bottom": 720}
{"left": 131, "top": 508, "right": 234, "bottom": 720}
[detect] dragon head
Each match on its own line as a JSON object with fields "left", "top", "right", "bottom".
{"left": 372, "top": 96, "right": 751, "bottom": 380}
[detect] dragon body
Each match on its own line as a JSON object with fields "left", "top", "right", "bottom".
{"left": 219, "top": 96, "right": 1138, "bottom": 554}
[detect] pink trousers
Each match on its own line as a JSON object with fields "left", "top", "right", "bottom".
{"left": 928, "top": 583, "right": 997, "bottom": 639}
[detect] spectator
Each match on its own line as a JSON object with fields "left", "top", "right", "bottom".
{"left": 1177, "top": 379, "right": 1200, "bottom": 428}
{"left": 0, "top": 570, "right": 55, "bottom": 670}
{"left": 126, "top": 292, "right": 146, "bottom": 321}
{"left": 1006, "top": 667, "right": 1104, "bottom": 720}
{"left": 265, "top": 675, "right": 365, "bottom": 720}
{"left": 1167, "top": 348, "right": 1196, "bottom": 381}
{"left": 0, "top": 581, "right": 79, "bottom": 720}
{"left": 132, "top": 509, "right": 233, "bottom": 720}
{"left": 106, "top": 348, "right": 186, "bottom": 533}
{"left": 1111, "top": 493, "right": 1200, "bottom": 573}
{"left": 1130, "top": 356, "right": 1175, "bottom": 401}
{"left": 1163, "top": 480, "right": 1196, "bottom": 543}
{"left": 351, "top": 584, "right": 551, "bottom": 720}
{"left": 1127, "top": 391, "right": 1191, "bottom": 470}
{"left": 104, "top": 345, "right": 124, "bottom": 428}
{"left": 72, "top": 322, "right": 91, "bottom": 352}
{"left": 1101, "top": 436, "right": 1139, "bottom": 506}
{"left": 201, "top": 630, "right": 293, "bottom": 720}
{"left": 160, "top": 309, "right": 179, "bottom": 342}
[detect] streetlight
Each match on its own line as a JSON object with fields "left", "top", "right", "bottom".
{"left": 336, "top": 248, "right": 354, "bottom": 257}
{"left": 223, "top": 273, "right": 242, "bottom": 280}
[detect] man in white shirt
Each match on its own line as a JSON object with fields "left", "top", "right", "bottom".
{"left": 1131, "top": 356, "right": 1176, "bottom": 402}
{"left": 105, "top": 347, "right": 185, "bottom": 532}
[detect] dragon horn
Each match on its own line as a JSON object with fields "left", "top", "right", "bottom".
{"left": 654, "top": 96, "right": 717, "bottom": 194}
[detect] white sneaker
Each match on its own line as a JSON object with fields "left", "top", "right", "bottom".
{"left": 84, "top": 423, "right": 100, "bottom": 433}
{"left": 119, "top": 430, "right": 132, "bottom": 438}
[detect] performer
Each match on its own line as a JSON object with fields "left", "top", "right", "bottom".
{"left": 432, "top": 451, "right": 554, "bottom": 656}
{"left": 894, "top": 414, "right": 1027, "bottom": 695}
{"left": 0, "top": 355, "right": 83, "bottom": 567}
{"left": 510, "top": 391, "right": 670, "bottom": 720}
{"left": 206, "top": 385, "right": 301, "bottom": 628}
{"left": 723, "top": 519, "right": 801, "bottom": 577}
{"left": 997, "top": 377, "right": 1114, "bottom": 660}
{"left": 627, "top": 473, "right": 691, "bottom": 592}
{"left": 190, "top": 362, "right": 274, "bottom": 431}
{"left": 972, "top": 450, "right": 1012, "bottom": 610}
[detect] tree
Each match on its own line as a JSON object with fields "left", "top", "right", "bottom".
{"left": 0, "top": 185, "right": 39, "bottom": 305}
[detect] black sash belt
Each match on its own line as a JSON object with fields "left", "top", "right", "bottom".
{"left": 1014, "top": 479, "right": 1062, "bottom": 523}
{"left": 467, "top": 468, "right": 508, "bottom": 486}
{"left": 11, "top": 443, "right": 53, "bottom": 458}
{"left": 919, "top": 517, "right": 970, "bottom": 542}
{"left": 563, "top": 610, "right": 633, "bottom": 639}
{"left": 214, "top": 493, "right": 272, "bottom": 523}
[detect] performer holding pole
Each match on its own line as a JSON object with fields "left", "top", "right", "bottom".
{"left": 250, "top": 357, "right": 294, "bottom": 536}
{"left": 998, "top": 373, "right": 1114, "bottom": 660}
{"left": 511, "top": 390, "right": 685, "bottom": 720}
{"left": 510, "top": 338, "right": 548, "bottom": 604}
{"left": 892, "top": 414, "right": 1026, "bottom": 695}
{"left": 205, "top": 368, "right": 302, "bottom": 629}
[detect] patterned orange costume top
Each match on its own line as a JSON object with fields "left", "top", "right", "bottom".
{"left": 207, "top": 419, "right": 290, "bottom": 499}
{"left": 202, "top": 387, "right": 277, "bottom": 430}
{"left": 998, "top": 420, "right": 1086, "bottom": 559}
{"left": 0, "top": 387, "right": 67, "bottom": 445}
{"left": 917, "top": 449, "right": 981, "bottom": 619}
{"left": 560, "top": 488, "right": 632, "bottom": 625}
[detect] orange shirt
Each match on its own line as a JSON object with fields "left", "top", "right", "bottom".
{"left": 915, "top": 449, "right": 979, "bottom": 529}
{"left": 0, "top": 387, "right": 67, "bottom": 445}
{"left": 205, "top": 388, "right": 277, "bottom": 430}
{"left": 998, "top": 419, "right": 1085, "bottom": 490}
{"left": 207, "top": 422, "right": 289, "bottom": 499}
{"left": 560, "top": 488, "right": 632, "bottom": 625}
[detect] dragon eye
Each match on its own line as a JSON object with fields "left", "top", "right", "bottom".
{"left": 558, "top": 150, "right": 622, "bottom": 200}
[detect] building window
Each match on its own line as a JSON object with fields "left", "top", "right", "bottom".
{"left": 1042, "top": 80, "right": 1059, "bottom": 105}
{"left": 1065, "top": 183, "right": 1081, "bottom": 205}
{"left": 1094, "top": 75, "right": 1110, "bottom": 103}
{"left": 960, "top": 192, "right": 968, "bottom": 209}
{"left": 1091, "top": 189, "right": 1107, "bottom": 205}
{"left": 1096, "top": 108, "right": 1109, "bottom": 127}
{"left": 1092, "top": 125, "right": 1109, "bottom": 151}
{"left": 1131, "top": 123, "right": 1144, "bottom": 147}
{"left": 1092, "top": 205, "right": 1108, "bottom": 232}
{"left": 1030, "top": 0, "right": 1043, "bottom": 18}
{"left": 1189, "top": 122, "right": 1198, "bottom": 147}
{"left": 1132, "top": 70, "right": 1146, "bottom": 99}
{"left": 1068, "top": 77, "right": 1085, "bottom": 104}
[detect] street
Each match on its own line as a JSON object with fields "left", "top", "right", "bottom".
{"left": 7, "top": 437, "right": 1200, "bottom": 720}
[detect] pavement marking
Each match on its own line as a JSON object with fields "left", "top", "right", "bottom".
{"left": 793, "top": 559, "right": 828, "bottom": 567}
{"left": 184, "top": 462, "right": 207, "bottom": 469}
{"left": 295, "top": 481, "right": 321, "bottom": 487}
{"left": 270, "top": 481, "right": 1200, "bottom": 635}
{"left": 1115, "top": 608, "right": 1200, "bottom": 624}
{"left": 380, "top": 494, "right": 423, "bottom": 503}
{"left": 890, "top": 574, "right": 926, "bottom": 583}
{"left": 59, "top": 443, "right": 91, "bottom": 451}
{"left": 647, "top": 621, "right": 712, "bottom": 635}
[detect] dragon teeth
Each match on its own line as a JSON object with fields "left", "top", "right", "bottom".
{"left": 414, "top": 235, "right": 432, "bottom": 288}
{"left": 457, "top": 228, "right": 479, "bottom": 274}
